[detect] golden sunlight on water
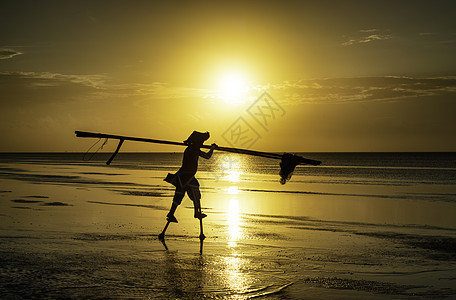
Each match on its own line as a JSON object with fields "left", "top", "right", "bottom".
{"left": 222, "top": 192, "right": 251, "bottom": 295}
{"left": 216, "top": 153, "right": 249, "bottom": 183}
{"left": 225, "top": 186, "right": 239, "bottom": 194}
{"left": 222, "top": 254, "right": 251, "bottom": 294}
{"left": 227, "top": 198, "right": 243, "bottom": 246}
{"left": 224, "top": 169, "right": 241, "bottom": 183}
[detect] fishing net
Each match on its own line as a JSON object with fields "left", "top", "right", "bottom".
{"left": 279, "top": 153, "right": 301, "bottom": 184}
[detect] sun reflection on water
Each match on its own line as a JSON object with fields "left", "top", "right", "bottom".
{"left": 226, "top": 186, "right": 239, "bottom": 194}
{"left": 222, "top": 254, "right": 250, "bottom": 294}
{"left": 225, "top": 169, "right": 241, "bottom": 183}
{"left": 217, "top": 154, "right": 253, "bottom": 294}
{"left": 216, "top": 153, "right": 251, "bottom": 183}
{"left": 227, "top": 198, "right": 243, "bottom": 246}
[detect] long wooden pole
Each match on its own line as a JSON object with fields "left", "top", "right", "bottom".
{"left": 75, "top": 130, "right": 321, "bottom": 166}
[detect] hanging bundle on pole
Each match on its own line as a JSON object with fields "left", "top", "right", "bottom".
{"left": 75, "top": 130, "right": 321, "bottom": 184}
{"left": 279, "top": 153, "right": 303, "bottom": 184}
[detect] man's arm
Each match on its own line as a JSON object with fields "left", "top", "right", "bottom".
{"left": 200, "top": 143, "right": 218, "bottom": 159}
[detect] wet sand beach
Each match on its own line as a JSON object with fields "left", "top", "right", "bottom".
{"left": 1, "top": 153, "right": 456, "bottom": 299}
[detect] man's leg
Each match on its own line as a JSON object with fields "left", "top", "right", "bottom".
{"left": 188, "top": 178, "right": 206, "bottom": 219}
{"left": 188, "top": 187, "right": 206, "bottom": 240}
{"left": 167, "top": 190, "right": 184, "bottom": 223}
{"left": 159, "top": 190, "right": 184, "bottom": 240}
{"left": 193, "top": 201, "right": 207, "bottom": 220}
{"left": 166, "top": 204, "right": 178, "bottom": 223}
{"left": 188, "top": 186, "right": 206, "bottom": 219}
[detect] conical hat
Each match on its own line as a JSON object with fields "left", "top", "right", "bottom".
{"left": 184, "top": 131, "right": 210, "bottom": 145}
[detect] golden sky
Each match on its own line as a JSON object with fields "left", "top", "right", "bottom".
{"left": 1, "top": 0, "right": 455, "bottom": 152}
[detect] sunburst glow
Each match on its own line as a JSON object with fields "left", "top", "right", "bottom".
{"left": 217, "top": 72, "right": 250, "bottom": 105}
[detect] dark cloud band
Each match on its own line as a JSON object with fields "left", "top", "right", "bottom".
{"left": 0, "top": 48, "right": 22, "bottom": 59}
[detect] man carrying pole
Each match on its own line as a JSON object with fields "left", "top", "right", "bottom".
{"left": 74, "top": 129, "right": 321, "bottom": 244}
{"left": 159, "top": 131, "right": 218, "bottom": 241}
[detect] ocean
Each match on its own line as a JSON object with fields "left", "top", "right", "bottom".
{"left": 1, "top": 152, "right": 456, "bottom": 299}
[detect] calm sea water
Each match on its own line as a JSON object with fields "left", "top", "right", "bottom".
{"left": 1, "top": 152, "right": 456, "bottom": 299}
{"left": 2, "top": 151, "right": 455, "bottom": 213}
{"left": 1, "top": 151, "right": 455, "bottom": 186}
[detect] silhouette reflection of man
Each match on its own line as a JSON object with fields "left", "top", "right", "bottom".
{"left": 164, "top": 131, "right": 217, "bottom": 223}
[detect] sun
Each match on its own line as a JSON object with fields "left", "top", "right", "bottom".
{"left": 217, "top": 72, "right": 250, "bottom": 105}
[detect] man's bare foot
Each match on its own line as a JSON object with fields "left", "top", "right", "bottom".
{"left": 194, "top": 212, "right": 207, "bottom": 220}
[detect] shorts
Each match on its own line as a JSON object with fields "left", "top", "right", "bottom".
{"left": 172, "top": 176, "right": 201, "bottom": 205}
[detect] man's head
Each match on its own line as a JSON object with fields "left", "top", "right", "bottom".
{"left": 184, "top": 131, "right": 210, "bottom": 146}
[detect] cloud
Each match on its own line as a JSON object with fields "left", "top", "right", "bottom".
{"left": 0, "top": 71, "right": 108, "bottom": 90}
{"left": 359, "top": 29, "right": 379, "bottom": 33}
{"left": 266, "top": 76, "right": 456, "bottom": 105}
{"left": 3, "top": 72, "right": 455, "bottom": 108}
{"left": 358, "top": 34, "right": 392, "bottom": 44}
{"left": 0, "top": 48, "right": 22, "bottom": 59}
{"left": 103, "top": 82, "right": 210, "bottom": 100}
{"left": 416, "top": 32, "right": 456, "bottom": 46}
{"left": 13, "top": 71, "right": 108, "bottom": 89}
{"left": 0, "top": 71, "right": 210, "bottom": 105}
{"left": 342, "top": 29, "right": 392, "bottom": 46}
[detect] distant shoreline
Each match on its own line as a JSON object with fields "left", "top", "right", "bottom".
{"left": 1, "top": 151, "right": 455, "bottom": 154}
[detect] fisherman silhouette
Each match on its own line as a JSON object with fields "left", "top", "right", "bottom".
{"left": 159, "top": 131, "right": 217, "bottom": 241}
{"left": 74, "top": 129, "right": 321, "bottom": 247}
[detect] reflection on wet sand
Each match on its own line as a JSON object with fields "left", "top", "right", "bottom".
{"left": 3, "top": 153, "right": 456, "bottom": 298}
{"left": 224, "top": 194, "right": 252, "bottom": 294}
{"left": 222, "top": 254, "right": 252, "bottom": 296}
{"left": 162, "top": 252, "right": 205, "bottom": 299}
{"left": 228, "top": 198, "right": 242, "bottom": 246}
